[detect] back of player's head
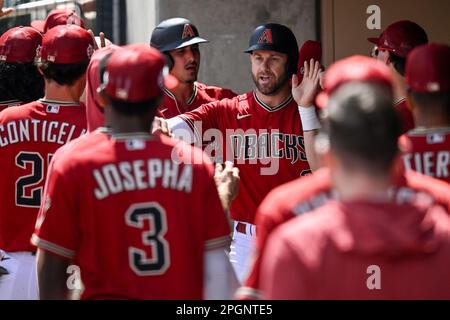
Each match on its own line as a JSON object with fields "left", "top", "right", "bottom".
{"left": 368, "top": 20, "right": 428, "bottom": 76}
{"left": 0, "top": 26, "right": 44, "bottom": 102}
{"left": 100, "top": 43, "right": 178, "bottom": 116}
{"left": 406, "top": 43, "right": 450, "bottom": 120}
{"left": 316, "top": 55, "right": 393, "bottom": 108}
{"left": 38, "top": 25, "right": 95, "bottom": 86}
{"left": 245, "top": 23, "right": 299, "bottom": 76}
{"left": 31, "top": 8, "right": 85, "bottom": 34}
{"left": 324, "top": 82, "right": 401, "bottom": 173}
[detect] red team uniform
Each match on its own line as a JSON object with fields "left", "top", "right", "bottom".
{"left": 402, "top": 128, "right": 450, "bottom": 184}
{"left": 157, "top": 82, "right": 237, "bottom": 119}
{"left": 178, "top": 92, "right": 311, "bottom": 224}
{"left": 261, "top": 188, "right": 450, "bottom": 299}
{"left": 239, "top": 167, "right": 450, "bottom": 299}
{"left": 32, "top": 131, "right": 231, "bottom": 299}
{"left": 0, "top": 100, "right": 86, "bottom": 252}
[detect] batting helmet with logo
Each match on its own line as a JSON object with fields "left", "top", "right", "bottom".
{"left": 245, "top": 23, "right": 299, "bottom": 76}
{"left": 150, "top": 18, "right": 208, "bottom": 68}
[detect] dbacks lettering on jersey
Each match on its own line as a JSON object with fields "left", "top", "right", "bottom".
{"left": 229, "top": 131, "right": 307, "bottom": 164}
{"left": 93, "top": 159, "right": 193, "bottom": 200}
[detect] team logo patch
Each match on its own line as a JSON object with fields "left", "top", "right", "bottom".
{"left": 0, "top": 55, "right": 6, "bottom": 61}
{"left": 427, "top": 133, "right": 445, "bottom": 144}
{"left": 182, "top": 24, "right": 196, "bottom": 39}
{"left": 258, "top": 29, "right": 273, "bottom": 44}
{"left": 46, "top": 104, "right": 60, "bottom": 114}
{"left": 126, "top": 139, "right": 146, "bottom": 151}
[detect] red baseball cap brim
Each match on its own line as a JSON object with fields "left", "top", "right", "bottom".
{"left": 367, "top": 37, "right": 379, "bottom": 45}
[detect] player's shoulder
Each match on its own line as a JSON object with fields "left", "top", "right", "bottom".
{"left": 159, "top": 134, "right": 215, "bottom": 170}
{"left": 52, "top": 130, "right": 110, "bottom": 169}
{"left": 0, "top": 100, "right": 41, "bottom": 121}
{"left": 270, "top": 200, "right": 343, "bottom": 255}
{"left": 196, "top": 82, "right": 238, "bottom": 100}
{"left": 403, "top": 170, "right": 450, "bottom": 208}
{"left": 259, "top": 168, "right": 332, "bottom": 216}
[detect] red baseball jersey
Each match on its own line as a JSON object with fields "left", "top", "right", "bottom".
{"left": 0, "top": 99, "right": 87, "bottom": 252}
{"left": 156, "top": 82, "right": 237, "bottom": 119}
{"left": 0, "top": 100, "right": 22, "bottom": 112}
{"left": 238, "top": 167, "right": 450, "bottom": 299}
{"left": 261, "top": 195, "right": 450, "bottom": 299}
{"left": 402, "top": 127, "right": 450, "bottom": 184}
{"left": 178, "top": 92, "right": 312, "bottom": 224}
{"left": 395, "top": 99, "right": 415, "bottom": 134}
{"left": 32, "top": 132, "right": 231, "bottom": 300}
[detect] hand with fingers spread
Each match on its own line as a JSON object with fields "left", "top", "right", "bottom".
{"left": 292, "top": 59, "right": 322, "bottom": 107}
{"left": 88, "top": 30, "right": 108, "bottom": 50}
{"left": 214, "top": 162, "right": 240, "bottom": 214}
{"left": 0, "top": 0, "right": 14, "bottom": 18}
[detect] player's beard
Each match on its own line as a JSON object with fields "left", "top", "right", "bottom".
{"left": 253, "top": 70, "right": 290, "bottom": 96}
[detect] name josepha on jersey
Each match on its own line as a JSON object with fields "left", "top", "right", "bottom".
{"left": 0, "top": 119, "right": 85, "bottom": 147}
{"left": 93, "top": 159, "right": 194, "bottom": 200}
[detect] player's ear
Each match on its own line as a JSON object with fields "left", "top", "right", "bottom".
{"left": 405, "top": 91, "right": 416, "bottom": 112}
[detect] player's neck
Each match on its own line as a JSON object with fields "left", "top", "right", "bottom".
{"left": 393, "top": 72, "right": 407, "bottom": 103}
{"left": 255, "top": 84, "right": 291, "bottom": 109}
{"left": 43, "top": 80, "right": 83, "bottom": 103}
{"left": 332, "top": 167, "right": 393, "bottom": 202}
{"left": 168, "top": 82, "right": 195, "bottom": 105}
{"left": 414, "top": 108, "right": 450, "bottom": 129}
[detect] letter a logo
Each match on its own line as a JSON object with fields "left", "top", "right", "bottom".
{"left": 258, "top": 29, "right": 273, "bottom": 44}
{"left": 182, "top": 24, "right": 196, "bottom": 39}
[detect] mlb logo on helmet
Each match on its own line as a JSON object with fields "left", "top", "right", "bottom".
{"left": 182, "top": 24, "right": 196, "bottom": 39}
{"left": 258, "top": 29, "right": 273, "bottom": 45}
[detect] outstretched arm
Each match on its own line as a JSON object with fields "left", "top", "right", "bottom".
{"left": 292, "top": 59, "right": 323, "bottom": 171}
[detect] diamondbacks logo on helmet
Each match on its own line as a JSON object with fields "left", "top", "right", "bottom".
{"left": 258, "top": 29, "right": 273, "bottom": 45}
{"left": 182, "top": 24, "right": 196, "bottom": 39}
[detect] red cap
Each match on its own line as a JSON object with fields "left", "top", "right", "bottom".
{"left": 367, "top": 20, "right": 428, "bottom": 58}
{"left": 31, "top": 9, "right": 85, "bottom": 34}
{"left": 103, "top": 44, "right": 178, "bottom": 103}
{"left": 40, "top": 25, "right": 94, "bottom": 64}
{"left": 316, "top": 55, "right": 393, "bottom": 108}
{"left": 297, "top": 40, "right": 322, "bottom": 82}
{"left": 0, "top": 26, "right": 42, "bottom": 63}
{"left": 406, "top": 43, "right": 450, "bottom": 93}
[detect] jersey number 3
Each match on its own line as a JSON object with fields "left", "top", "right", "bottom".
{"left": 125, "top": 202, "right": 170, "bottom": 276}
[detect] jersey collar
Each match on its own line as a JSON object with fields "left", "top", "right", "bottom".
{"left": 0, "top": 99, "right": 21, "bottom": 106}
{"left": 253, "top": 91, "right": 293, "bottom": 113}
{"left": 39, "top": 99, "right": 80, "bottom": 106}
{"left": 163, "top": 82, "right": 198, "bottom": 106}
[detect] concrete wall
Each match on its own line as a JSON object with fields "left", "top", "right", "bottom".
{"left": 151, "top": 0, "right": 318, "bottom": 94}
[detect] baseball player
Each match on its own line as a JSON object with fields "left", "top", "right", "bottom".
{"left": 368, "top": 20, "right": 429, "bottom": 134}
{"left": 31, "top": 8, "right": 85, "bottom": 34}
{"left": 0, "top": 25, "right": 93, "bottom": 300}
{"left": 150, "top": 17, "right": 237, "bottom": 119}
{"left": 260, "top": 65, "right": 450, "bottom": 299}
{"left": 32, "top": 44, "right": 237, "bottom": 300}
{"left": 0, "top": 26, "right": 44, "bottom": 111}
{"left": 401, "top": 44, "right": 450, "bottom": 183}
{"left": 156, "top": 23, "right": 322, "bottom": 283}
{"left": 237, "top": 56, "right": 450, "bottom": 299}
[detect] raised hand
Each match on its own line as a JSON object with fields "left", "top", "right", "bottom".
{"left": 292, "top": 59, "right": 321, "bottom": 107}
{"left": 0, "top": 0, "right": 14, "bottom": 18}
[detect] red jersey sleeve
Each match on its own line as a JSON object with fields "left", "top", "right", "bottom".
{"left": 179, "top": 100, "right": 223, "bottom": 133}
{"left": 32, "top": 155, "right": 79, "bottom": 259}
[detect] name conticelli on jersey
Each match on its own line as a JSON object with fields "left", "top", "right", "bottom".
{"left": 93, "top": 159, "right": 193, "bottom": 200}
{"left": 0, "top": 119, "right": 86, "bottom": 146}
